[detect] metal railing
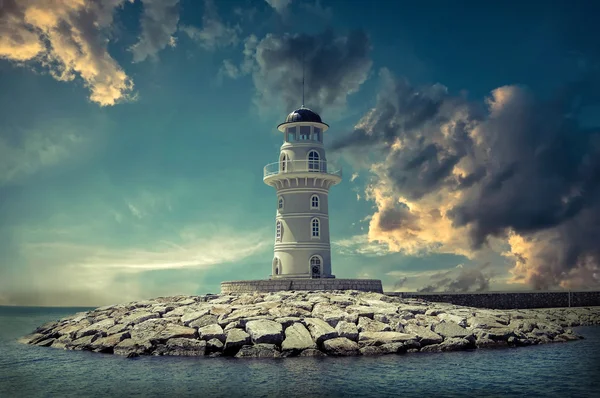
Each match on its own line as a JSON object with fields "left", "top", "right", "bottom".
{"left": 264, "top": 160, "right": 342, "bottom": 179}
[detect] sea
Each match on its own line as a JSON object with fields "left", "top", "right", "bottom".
{"left": 1, "top": 306, "right": 599, "bottom": 398}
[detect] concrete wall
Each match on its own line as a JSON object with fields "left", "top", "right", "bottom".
{"left": 386, "top": 291, "right": 600, "bottom": 309}
{"left": 221, "top": 279, "right": 383, "bottom": 294}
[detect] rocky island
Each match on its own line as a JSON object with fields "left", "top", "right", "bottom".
{"left": 19, "top": 290, "right": 600, "bottom": 358}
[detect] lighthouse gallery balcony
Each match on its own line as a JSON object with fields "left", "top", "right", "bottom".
{"left": 263, "top": 160, "right": 342, "bottom": 185}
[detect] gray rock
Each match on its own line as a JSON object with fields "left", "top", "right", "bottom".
{"left": 404, "top": 324, "right": 443, "bottom": 346}
{"left": 335, "top": 321, "right": 359, "bottom": 341}
{"left": 358, "top": 331, "right": 417, "bottom": 345}
{"left": 189, "top": 315, "right": 219, "bottom": 329}
{"left": 420, "top": 337, "right": 472, "bottom": 353}
{"left": 198, "top": 324, "right": 226, "bottom": 342}
{"left": 322, "top": 337, "right": 360, "bottom": 356}
{"left": 206, "top": 338, "right": 224, "bottom": 353}
{"left": 181, "top": 308, "right": 212, "bottom": 325}
{"left": 432, "top": 321, "right": 470, "bottom": 338}
{"left": 299, "top": 348, "right": 327, "bottom": 357}
{"left": 303, "top": 318, "right": 338, "bottom": 344}
{"left": 224, "top": 328, "right": 251, "bottom": 355}
{"left": 437, "top": 313, "right": 467, "bottom": 327}
{"left": 275, "top": 317, "right": 302, "bottom": 329}
{"left": 65, "top": 335, "right": 97, "bottom": 350}
{"left": 269, "top": 306, "right": 311, "bottom": 318}
{"left": 360, "top": 346, "right": 384, "bottom": 356}
{"left": 245, "top": 320, "right": 283, "bottom": 345}
{"left": 357, "top": 317, "right": 391, "bottom": 333}
{"left": 165, "top": 338, "right": 206, "bottom": 356}
{"left": 18, "top": 333, "right": 48, "bottom": 345}
{"left": 468, "top": 316, "right": 507, "bottom": 329}
{"left": 120, "top": 311, "right": 159, "bottom": 326}
{"left": 114, "top": 338, "right": 153, "bottom": 356}
{"left": 486, "top": 327, "right": 516, "bottom": 341}
{"left": 425, "top": 308, "right": 445, "bottom": 316}
{"left": 235, "top": 344, "right": 281, "bottom": 358}
{"left": 90, "top": 332, "right": 130, "bottom": 352}
{"left": 35, "top": 338, "right": 57, "bottom": 347}
{"left": 475, "top": 338, "right": 509, "bottom": 348}
{"left": 220, "top": 307, "right": 265, "bottom": 324}
{"left": 282, "top": 323, "right": 317, "bottom": 351}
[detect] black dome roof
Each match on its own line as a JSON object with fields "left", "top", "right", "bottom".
{"left": 284, "top": 107, "right": 322, "bottom": 124}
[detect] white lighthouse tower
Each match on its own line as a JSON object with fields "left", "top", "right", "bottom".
{"left": 263, "top": 106, "right": 342, "bottom": 280}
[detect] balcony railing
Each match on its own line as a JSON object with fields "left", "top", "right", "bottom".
{"left": 264, "top": 160, "right": 342, "bottom": 179}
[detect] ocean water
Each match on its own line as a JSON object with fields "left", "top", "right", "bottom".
{"left": 1, "top": 306, "right": 599, "bottom": 398}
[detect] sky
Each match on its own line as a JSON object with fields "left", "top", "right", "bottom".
{"left": 0, "top": 0, "right": 599, "bottom": 306}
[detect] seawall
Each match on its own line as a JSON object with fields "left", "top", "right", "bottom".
{"left": 386, "top": 290, "right": 600, "bottom": 309}
{"left": 221, "top": 279, "right": 384, "bottom": 294}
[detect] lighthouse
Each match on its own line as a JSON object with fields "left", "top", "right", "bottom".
{"left": 263, "top": 106, "right": 342, "bottom": 280}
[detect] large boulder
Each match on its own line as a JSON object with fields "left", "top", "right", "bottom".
{"left": 420, "top": 337, "right": 472, "bottom": 353}
{"left": 120, "top": 311, "right": 159, "bottom": 326}
{"left": 113, "top": 338, "right": 152, "bottom": 356}
{"left": 90, "top": 332, "right": 130, "bottom": 352}
{"left": 303, "top": 318, "right": 338, "bottom": 345}
{"left": 181, "top": 308, "right": 212, "bottom": 325}
{"left": 432, "top": 321, "right": 470, "bottom": 338}
{"left": 358, "top": 331, "right": 417, "bottom": 346}
{"left": 224, "top": 328, "right": 251, "bottom": 355}
{"left": 357, "top": 317, "right": 391, "bottom": 333}
{"left": 165, "top": 338, "right": 206, "bottom": 356}
{"left": 322, "top": 337, "right": 359, "bottom": 356}
{"left": 335, "top": 321, "right": 359, "bottom": 341}
{"left": 404, "top": 324, "right": 443, "bottom": 345}
{"left": 281, "top": 323, "right": 317, "bottom": 352}
{"left": 245, "top": 320, "right": 283, "bottom": 345}
{"left": 198, "top": 324, "right": 226, "bottom": 342}
{"left": 189, "top": 315, "right": 219, "bottom": 329}
{"left": 235, "top": 344, "right": 281, "bottom": 358}
{"left": 74, "top": 318, "right": 116, "bottom": 339}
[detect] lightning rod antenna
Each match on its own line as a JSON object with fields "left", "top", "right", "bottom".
{"left": 302, "top": 51, "right": 305, "bottom": 108}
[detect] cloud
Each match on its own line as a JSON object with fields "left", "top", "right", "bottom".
{"left": 130, "top": 0, "right": 180, "bottom": 62}
{"left": 223, "top": 29, "right": 372, "bottom": 115}
{"left": 181, "top": 0, "right": 240, "bottom": 51}
{"left": 0, "top": 0, "right": 134, "bottom": 106}
{"left": 332, "top": 234, "right": 390, "bottom": 257}
{"left": 334, "top": 68, "right": 600, "bottom": 290}
{"left": 265, "top": 0, "right": 293, "bottom": 14}
{"left": 0, "top": 225, "right": 271, "bottom": 306}
{"left": 417, "top": 263, "right": 494, "bottom": 293}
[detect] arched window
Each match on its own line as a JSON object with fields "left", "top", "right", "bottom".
{"left": 276, "top": 220, "right": 283, "bottom": 241}
{"left": 273, "top": 257, "right": 280, "bottom": 276}
{"left": 308, "top": 150, "right": 320, "bottom": 172}
{"left": 280, "top": 153, "right": 288, "bottom": 173}
{"left": 310, "top": 194, "right": 319, "bottom": 209}
{"left": 311, "top": 218, "right": 320, "bottom": 238}
{"left": 278, "top": 196, "right": 284, "bottom": 210}
{"left": 310, "top": 255, "right": 321, "bottom": 278}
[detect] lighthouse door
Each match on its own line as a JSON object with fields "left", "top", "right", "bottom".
{"left": 310, "top": 256, "right": 321, "bottom": 278}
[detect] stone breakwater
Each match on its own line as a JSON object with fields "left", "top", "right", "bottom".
{"left": 19, "top": 291, "right": 600, "bottom": 358}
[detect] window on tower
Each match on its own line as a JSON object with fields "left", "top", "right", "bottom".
{"left": 280, "top": 153, "right": 288, "bottom": 172}
{"left": 308, "top": 150, "right": 320, "bottom": 171}
{"left": 311, "top": 218, "right": 320, "bottom": 238}
{"left": 310, "top": 194, "right": 319, "bottom": 209}
{"left": 300, "top": 126, "right": 311, "bottom": 140}
{"left": 286, "top": 127, "right": 296, "bottom": 142}
{"left": 276, "top": 220, "right": 283, "bottom": 241}
{"left": 313, "top": 127, "right": 321, "bottom": 142}
{"left": 278, "top": 196, "right": 284, "bottom": 210}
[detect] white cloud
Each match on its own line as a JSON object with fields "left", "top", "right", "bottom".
{"left": 181, "top": 0, "right": 240, "bottom": 51}
{"left": 130, "top": 0, "right": 180, "bottom": 62}
{"left": 332, "top": 234, "right": 390, "bottom": 257}
{"left": 265, "top": 0, "right": 293, "bottom": 14}
{"left": 0, "top": 0, "right": 134, "bottom": 106}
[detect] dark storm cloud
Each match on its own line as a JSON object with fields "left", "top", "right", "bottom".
{"left": 417, "top": 264, "right": 493, "bottom": 293}
{"left": 336, "top": 67, "right": 600, "bottom": 289}
{"left": 225, "top": 29, "right": 372, "bottom": 113}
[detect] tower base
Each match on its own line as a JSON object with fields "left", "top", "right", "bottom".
{"left": 220, "top": 279, "right": 383, "bottom": 294}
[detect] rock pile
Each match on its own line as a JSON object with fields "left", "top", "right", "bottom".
{"left": 19, "top": 291, "right": 600, "bottom": 358}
